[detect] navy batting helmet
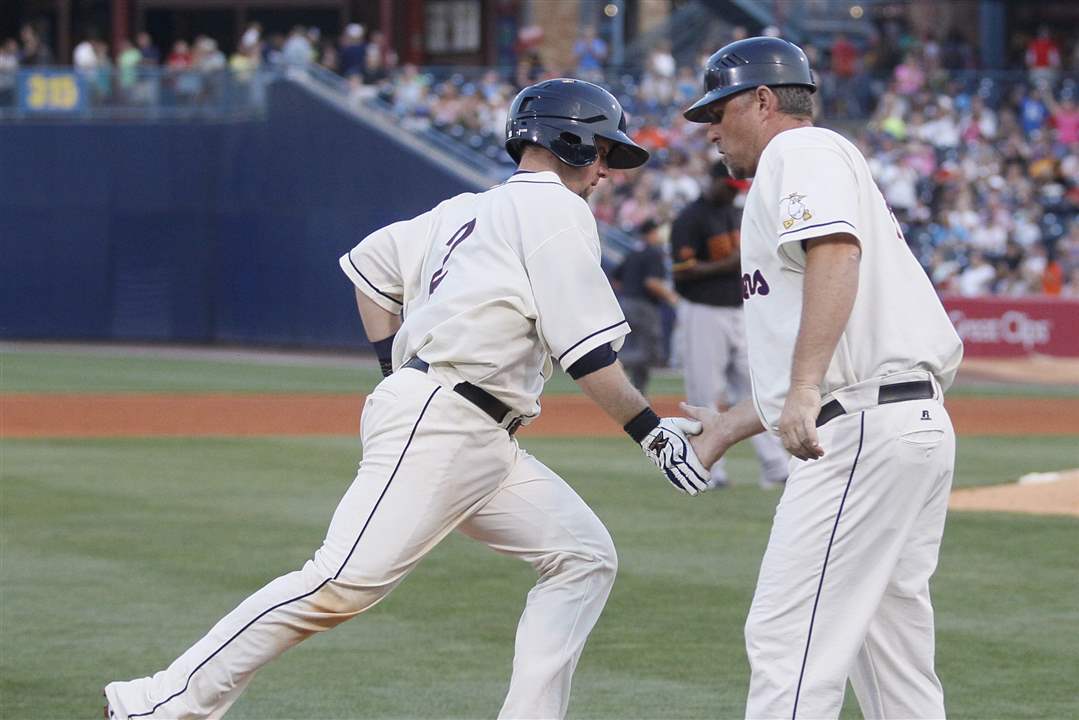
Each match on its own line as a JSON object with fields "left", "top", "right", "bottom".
{"left": 505, "top": 78, "right": 649, "bottom": 169}
{"left": 683, "top": 36, "right": 816, "bottom": 123}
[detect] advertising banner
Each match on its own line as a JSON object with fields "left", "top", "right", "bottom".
{"left": 942, "top": 295, "right": 1079, "bottom": 357}
{"left": 17, "top": 70, "right": 86, "bottom": 114}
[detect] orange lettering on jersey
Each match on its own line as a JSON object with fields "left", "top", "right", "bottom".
{"left": 708, "top": 231, "right": 739, "bottom": 260}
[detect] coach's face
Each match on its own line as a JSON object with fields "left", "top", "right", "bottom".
{"left": 705, "top": 88, "right": 767, "bottom": 179}
{"left": 562, "top": 136, "right": 612, "bottom": 200}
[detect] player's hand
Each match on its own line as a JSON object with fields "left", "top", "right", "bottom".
{"left": 679, "top": 402, "right": 734, "bottom": 468}
{"left": 639, "top": 418, "right": 711, "bottom": 496}
{"left": 778, "top": 384, "right": 824, "bottom": 460}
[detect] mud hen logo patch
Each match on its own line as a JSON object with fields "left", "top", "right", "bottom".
{"left": 780, "top": 192, "right": 812, "bottom": 229}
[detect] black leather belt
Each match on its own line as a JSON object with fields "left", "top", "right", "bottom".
{"left": 816, "top": 380, "right": 935, "bottom": 428}
{"left": 402, "top": 356, "right": 522, "bottom": 435}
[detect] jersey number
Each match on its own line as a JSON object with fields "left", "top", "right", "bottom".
{"left": 429, "top": 218, "right": 477, "bottom": 294}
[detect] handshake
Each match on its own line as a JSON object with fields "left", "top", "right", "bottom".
{"left": 625, "top": 405, "right": 724, "bottom": 496}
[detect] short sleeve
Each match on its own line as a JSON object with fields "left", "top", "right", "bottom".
{"left": 772, "top": 147, "right": 861, "bottom": 267}
{"left": 669, "top": 208, "right": 701, "bottom": 265}
{"left": 524, "top": 212, "right": 629, "bottom": 371}
{"left": 644, "top": 247, "right": 666, "bottom": 280}
{"left": 339, "top": 212, "right": 432, "bottom": 313}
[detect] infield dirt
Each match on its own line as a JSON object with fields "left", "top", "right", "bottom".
{"left": 4, "top": 392, "right": 1076, "bottom": 517}
{"left": 3, "top": 393, "right": 1076, "bottom": 438}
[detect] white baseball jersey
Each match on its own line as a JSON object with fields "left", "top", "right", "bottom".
{"left": 106, "top": 169, "right": 628, "bottom": 720}
{"left": 339, "top": 170, "right": 629, "bottom": 418}
{"left": 738, "top": 126, "right": 963, "bottom": 430}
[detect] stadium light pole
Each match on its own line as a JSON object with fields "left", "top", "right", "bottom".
{"left": 608, "top": 0, "right": 624, "bottom": 69}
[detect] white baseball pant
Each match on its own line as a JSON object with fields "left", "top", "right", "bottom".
{"left": 679, "top": 300, "right": 788, "bottom": 486}
{"left": 106, "top": 367, "right": 617, "bottom": 719}
{"left": 745, "top": 387, "right": 954, "bottom": 720}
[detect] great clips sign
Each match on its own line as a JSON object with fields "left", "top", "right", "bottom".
{"left": 942, "top": 295, "right": 1079, "bottom": 357}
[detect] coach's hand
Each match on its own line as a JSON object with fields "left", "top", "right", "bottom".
{"left": 778, "top": 384, "right": 825, "bottom": 460}
{"left": 639, "top": 418, "right": 711, "bottom": 496}
{"left": 679, "top": 403, "right": 734, "bottom": 468}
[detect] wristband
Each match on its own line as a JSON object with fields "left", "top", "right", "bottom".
{"left": 624, "top": 407, "right": 660, "bottom": 443}
{"left": 372, "top": 334, "right": 395, "bottom": 378}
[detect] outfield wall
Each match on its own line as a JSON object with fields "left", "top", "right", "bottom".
{"left": 0, "top": 81, "right": 470, "bottom": 348}
{"left": 4, "top": 85, "right": 1078, "bottom": 356}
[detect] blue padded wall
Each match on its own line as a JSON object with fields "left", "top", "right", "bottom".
{"left": 0, "top": 80, "right": 478, "bottom": 348}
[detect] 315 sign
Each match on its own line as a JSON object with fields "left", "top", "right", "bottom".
{"left": 18, "top": 71, "right": 86, "bottom": 113}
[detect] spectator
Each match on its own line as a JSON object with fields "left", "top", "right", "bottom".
{"left": 136, "top": 32, "right": 159, "bottom": 66}
{"left": 318, "top": 37, "right": 339, "bottom": 73}
{"left": 1042, "top": 255, "right": 1064, "bottom": 295}
{"left": 194, "top": 36, "right": 225, "bottom": 73}
{"left": 283, "top": 25, "right": 314, "bottom": 67}
{"left": 893, "top": 50, "right": 926, "bottom": 95}
{"left": 19, "top": 24, "right": 53, "bottom": 66}
{"left": 1061, "top": 266, "right": 1079, "bottom": 296}
{"left": 339, "top": 23, "right": 366, "bottom": 79}
{"left": 263, "top": 33, "right": 285, "bottom": 68}
{"left": 229, "top": 38, "right": 260, "bottom": 79}
{"left": 956, "top": 251, "right": 996, "bottom": 295}
{"left": 1025, "top": 26, "right": 1060, "bottom": 85}
{"left": 830, "top": 33, "right": 858, "bottom": 79}
{"left": 363, "top": 30, "right": 395, "bottom": 84}
{"left": 92, "top": 39, "right": 113, "bottom": 98}
{"left": 1019, "top": 85, "right": 1050, "bottom": 137}
{"left": 369, "top": 32, "right": 1076, "bottom": 300}
{"left": 74, "top": 33, "right": 98, "bottom": 72}
{"left": 393, "top": 63, "right": 430, "bottom": 122}
{"left": 640, "top": 41, "right": 675, "bottom": 105}
{"left": 166, "top": 40, "right": 192, "bottom": 69}
{"left": 166, "top": 40, "right": 197, "bottom": 104}
{"left": 346, "top": 74, "right": 377, "bottom": 105}
{"left": 0, "top": 38, "right": 18, "bottom": 107}
{"left": 1047, "top": 91, "right": 1079, "bottom": 145}
{"left": 514, "top": 49, "right": 545, "bottom": 88}
{"left": 240, "top": 22, "right": 261, "bottom": 51}
{"left": 940, "top": 29, "right": 975, "bottom": 70}
{"left": 572, "top": 27, "right": 607, "bottom": 81}
{"left": 117, "top": 38, "right": 142, "bottom": 95}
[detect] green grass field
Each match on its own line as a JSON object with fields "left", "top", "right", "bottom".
{"left": 2, "top": 347, "right": 1078, "bottom": 719}
{"left": 4, "top": 347, "right": 1078, "bottom": 397}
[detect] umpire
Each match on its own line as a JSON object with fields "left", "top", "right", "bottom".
{"left": 670, "top": 161, "right": 788, "bottom": 488}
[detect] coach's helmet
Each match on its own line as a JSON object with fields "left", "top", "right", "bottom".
{"left": 505, "top": 78, "right": 649, "bottom": 169}
{"left": 683, "top": 36, "right": 816, "bottom": 123}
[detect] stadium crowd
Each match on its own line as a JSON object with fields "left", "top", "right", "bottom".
{"left": 4, "top": 19, "right": 1077, "bottom": 297}
{"left": 359, "top": 25, "right": 1079, "bottom": 298}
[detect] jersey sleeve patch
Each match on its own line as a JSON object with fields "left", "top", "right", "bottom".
{"left": 778, "top": 192, "right": 814, "bottom": 231}
{"left": 771, "top": 146, "right": 862, "bottom": 267}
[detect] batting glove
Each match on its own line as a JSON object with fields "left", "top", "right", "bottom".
{"left": 625, "top": 409, "right": 711, "bottom": 496}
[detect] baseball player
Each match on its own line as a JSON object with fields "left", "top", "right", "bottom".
{"left": 681, "top": 38, "right": 964, "bottom": 719}
{"left": 104, "top": 78, "right": 710, "bottom": 720}
{"left": 670, "top": 160, "right": 788, "bottom": 488}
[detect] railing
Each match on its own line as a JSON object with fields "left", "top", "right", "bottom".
{"left": 0, "top": 66, "right": 282, "bottom": 121}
